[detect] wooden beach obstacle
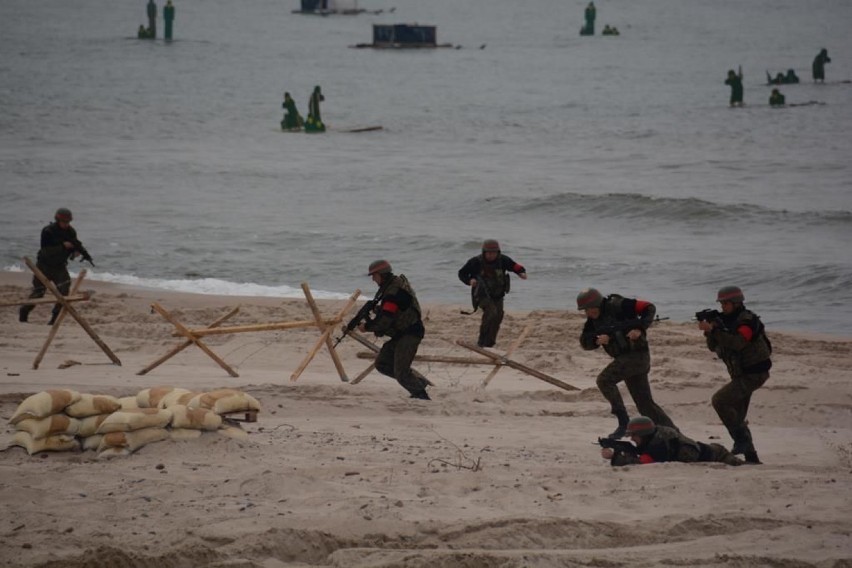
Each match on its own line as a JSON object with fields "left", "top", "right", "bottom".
{"left": 350, "top": 321, "right": 577, "bottom": 392}
{"left": 140, "top": 283, "right": 360, "bottom": 380}
{"left": 13, "top": 257, "right": 122, "bottom": 370}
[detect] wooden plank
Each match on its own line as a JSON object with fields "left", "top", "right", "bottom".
{"left": 174, "top": 319, "right": 340, "bottom": 337}
{"left": 151, "top": 302, "right": 239, "bottom": 377}
{"left": 0, "top": 293, "right": 89, "bottom": 308}
{"left": 355, "top": 351, "right": 494, "bottom": 365}
{"left": 24, "top": 258, "right": 122, "bottom": 367}
{"left": 137, "top": 306, "right": 240, "bottom": 375}
{"left": 33, "top": 270, "right": 88, "bottom": 370}
{"left": 347, "top": 331, "right": 433, "bottom": 386}
{"left": 482, "top": 323, "right": 533, "bottom": 388}
{"left": 456, "top": 339, "right": 579, "bottom": 392}
{"left": 290, "top": 285, "right": 360, "bottom": 382}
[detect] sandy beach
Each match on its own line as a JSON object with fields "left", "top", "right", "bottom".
{"left": 0, "top": 270, "right": 850, "bottom": 568}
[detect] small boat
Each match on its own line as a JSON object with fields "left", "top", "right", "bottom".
{"left": 292, "top": 0, "right": 387, "bottom": 16}
{"left": 351, "top": 24, "right": 455, "bottom": 49}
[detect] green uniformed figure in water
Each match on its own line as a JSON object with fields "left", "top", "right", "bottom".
{"left": 305, "top": 85, "right": 326, "bottom": 133}
{"left": 725, "top": 67, "right": 744, "bottom": 107}
{"left": 769, "top": 88, "right": 785, "bottom": 107}
{"left": 146, "top": 0, "right": 157, "bottom": 39}
{"left": 280, "top": 92, "right": 304, "bottom": 131}
{"left": 164, "top": 0, "right": 175, "bottom": 40}
{"left": 584, "top": 2, "right": 596, "bottom": 35}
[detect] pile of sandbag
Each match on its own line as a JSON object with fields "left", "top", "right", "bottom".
{"left": 7, "top": 387, "right": 261, "bottom": 459}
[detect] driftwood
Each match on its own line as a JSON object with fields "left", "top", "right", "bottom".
{"left": 23, "top": 258, "right": 121, "bottom": 368}
{"left": 481, "top": 323, "right": 533, "bottom": 387}
{"left": 172, "top": 319, "right": 339, "bottom": 338}
{"left": 355, "top": 351, "right": 495, "bottom": 366}
{"left": 0, "top": 293, "right": 90, "bottom": 308}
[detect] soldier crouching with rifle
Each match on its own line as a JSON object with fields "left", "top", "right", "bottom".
{"left": 346, "top": 260, "right": 431, "bottom": 401}
{"left": 19, "top": 207, "right": 95, "bottom": 325}
{"left": 577, "top": 287, "right": 677, "bottom": 439}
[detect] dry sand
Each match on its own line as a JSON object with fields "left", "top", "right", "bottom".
{"left": 0, "top": 271, "right": 850, "bottom": 568}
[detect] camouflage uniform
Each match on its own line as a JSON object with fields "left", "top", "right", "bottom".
{"left": 580, "top": 294, "right": 676, "bottom": 432}
{"left": 609, "top": 425, "right": 743, "bottom": 467}
{"left": 20, "top": 221, "right": 85, "bottom": 323}
{"left": 457, "top": 252, "right": 526, "bottom": 347}
{"left": 704, "top": 306, "right": 772, "bottom": 457}
{"left": 365, "top": 274, "right": 429, "bottom": 398}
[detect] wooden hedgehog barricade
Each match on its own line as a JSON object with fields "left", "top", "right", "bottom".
{"left": 142, "top": 282, "right": 578, "bottom": 393}
{"left": 0, "top": 258, "right": 122, "bottom": 370}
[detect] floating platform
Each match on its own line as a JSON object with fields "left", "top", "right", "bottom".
{"left": 293, "top": 0, "right": 388, "bottom": 15}
{"left": 351, "top": 24, "right": 455, "bottom": 49}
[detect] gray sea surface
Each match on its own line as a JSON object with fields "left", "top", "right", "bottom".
{"left": 1, "top": 0, "right": 851, "bottom": 335}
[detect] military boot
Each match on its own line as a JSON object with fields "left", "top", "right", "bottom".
{"left": 48, "top": 308, "right": 60, "bottom": 326}
{"left": 19, "top": 306, "right": 30, "bottom": 323}
{"left": 409, "top": 390, "right": 431, "bottom": 401}
{"left": 730, "top": 424, "right": 756, "bottom": 457}
{"left": 607, "top": 409, "right": 630, "bottom": 439}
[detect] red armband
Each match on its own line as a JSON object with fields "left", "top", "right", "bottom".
{"left": 639, "top": 453, "right": 655, "bottom": 464}
{"left": 737, "top": 324, "right": 753, "bottom": 341}
{"left": 635, "top": 300, "right": 651, "bottom": 314}
{"left": 381, "top": 301, "right": 400, "bottom": 314}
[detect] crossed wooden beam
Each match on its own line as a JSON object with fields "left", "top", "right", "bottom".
{"left": 140, "top": 283, "right": 360, "bottom": 379}
{"left": 350, "top": 322, "right": 577, "bottom": 392}
{"left": 19, "top": 257, "right": 121, "bottom": 369}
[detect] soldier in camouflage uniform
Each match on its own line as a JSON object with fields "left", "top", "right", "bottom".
{"left": 457, "top": 239, "right": 527, "bottom": 348}
{"left": 360, "top": 260, "right": 431, "bottom": 400}
{"left": 578, "top": 288, "right": 677, "bottom": 439}
{"left": 19, "top": 208, "right": 93, "bottom": 325}
{"left": 601, "top": 416, "right": 744, "bottom": 467}
{"left": 698, "top": 286, "right": 772, "bottom": 464}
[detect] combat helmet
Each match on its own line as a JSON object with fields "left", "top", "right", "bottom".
{"left": 367, "top": 260, "right": 392, "bottom": 276}
{"left": 54, "top": 208, "right": 73, "bottom": 222}
{"left": 716, "top": 286, "right": 744, "bottom": 304}
{"left": 576, "top": 288, "right": 603, "bottom": 310}
{"left": 626, "top": 416, "right": 656, "bottom": 437}
{"left": 481, "top": 239, "right": 501, "bottom": 253}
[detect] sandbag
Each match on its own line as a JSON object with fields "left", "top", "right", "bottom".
{"left": 136, "top": 386, "right": 183, "bottom": 409}
{"left": 170, "top": 405, "right": 222, "bottom": 431}
{"left": 97, "top": 447, "right": 131, "bottom": 459}
{"left": 77, "top": 414, "right": 111, "bottom": 438}
{"left": 96, "top": 408, "right": 173, "bottom": 434}
{"left": 14, "top": 414, "right": 79, "bottom": 439}
{"left": 9, "top": 390, "right": 81, "bottom": 424}
{"left": 98, "top": 427, "right": 169, "bottom": 453}
{"left": 218, "top": 425, "right": 249, "bottom": 440}
{"left": 65, "top": 394, "right": 122, "bottom": 418}
{"left": 188, "top": 389, "right": 261, "bottom": 415}
{"left": 118, "top": 396, "right": 139, "bottom": 409}
{"left": 11, "top": 431, "right": 78, "bottom": 455}
{"left": 81, "top": 434, "right": 103, "bottom": 451}
{"left": 158, "top": 388, "right": 194, "bottom": 409}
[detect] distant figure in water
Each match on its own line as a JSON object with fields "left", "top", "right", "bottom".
{"left": 280, "top": 92, "right": 304, "bottom": 131}
{"left": 137, "top": 25, "right": 148, "bottom": 39}
{"left": 305, "top": 85, "right": 325, "bottom": 133}
{"left": 766, "top": 69, "right": 799, "bottom": 85}
{"left": 163, "top": 0, "right": 175, "bottom": 40}
{"left": 146, "top": 0, "right": 157, "bottom": 39}
{"left": 725, "top": 67, "right": 744, "bottom": 107}
{"left": 581, "top": 2, "right": 596, "bottom": 35}
{"left": 769, "top": 88, "right": 785, "bottom": 107}
{"left": 602, "top": 25, "right": 619, "bottom": 36}
{"left": 812, "top": 48, "right": 831, "bottom": 83}
{"left": 785, "top": 69, "right": 799, "bottom": 84}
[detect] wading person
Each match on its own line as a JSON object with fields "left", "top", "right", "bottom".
{"left": 697, "top": 286, "right": 772, "bottom": 464}
{"left": 146, "top": 0, "right": 157, "bottom": 39}
{"left": 19, "top": 208, "right": 94, "bottom": 325}
{"left": 769, "top": 88, "right": 786, "bottom": 107}
{"left": 725, "top": 67, "right": 744, "bottom": 107}
{"left": 359, "top": 260, "right": 430, "bottom": 400}
{"left": 600, "top": 416, "right": 744, "bottom": 467}
{"left": 578, "top": 288, "right": 677, "bottom": 439}
{"left": 281, "top": 92, "right": 304, "bottom": 131}
{"left": 812, "top": 48, "right": 831, "bottom": 83}
{"left": 457, "top": 239, "right": 527, "bottom": 348}
{"left": 163, "top": 0, "right": 175, "bottom": 40}
{"left": 305, "top": 85, "right": 325, "bottom": 133}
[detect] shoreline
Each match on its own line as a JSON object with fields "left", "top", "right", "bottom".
{"left": 1, "top": 267, "right": 851, "bottom": 567}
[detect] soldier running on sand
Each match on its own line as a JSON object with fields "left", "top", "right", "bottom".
{"left": 578, "top": 288, "right": 677, "bottom": 439}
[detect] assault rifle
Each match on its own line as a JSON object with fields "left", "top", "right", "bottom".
{"left": 695, "top": 309, "right": 725, "bottom": 329}
{"left": 596, "top": 437, "right": 639, "bottom": 457}
{"left": 592, "top": 316, "right": 669, "bottom": 350}
{"left": 460, "top": 275, "right": 493, "bottom": 315}
{"left": 71, "top": 240, "right": 95, "bottom": 267}
{"left": 333, "top": 299, "right": 378, "bottom": 348}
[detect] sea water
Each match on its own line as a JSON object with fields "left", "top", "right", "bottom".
{"left": 1, "top": 0, "right": 851, "bottom": 335}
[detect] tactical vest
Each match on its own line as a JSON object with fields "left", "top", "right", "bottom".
{"left": 381, "top": 274, "right": 422, "bottom": 335}
{"left": 480, "top": 254, "right": 510, "bottom": 298}
{"left": 36, "top": 223, "right": 76, "bottom": 268}
{"left": 593, "top": 295, "right": 649, "bottom": 357}
{"left": 715, "top": 309, "right": 772, "bottom": 375}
